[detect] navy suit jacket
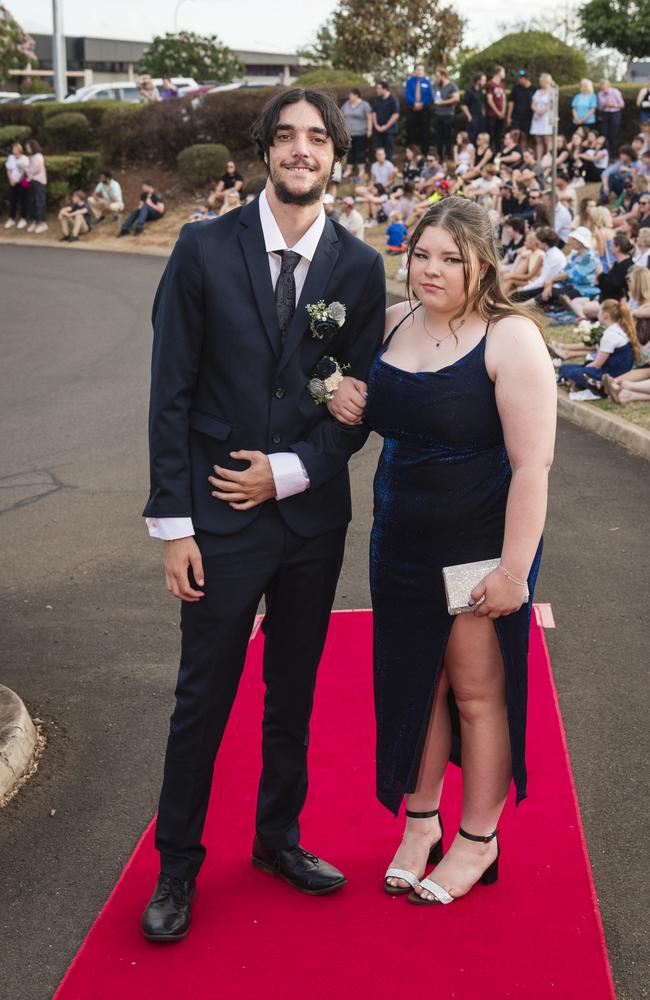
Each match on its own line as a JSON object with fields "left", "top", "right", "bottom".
{"left": 143, "top": 197, "right": 386, "bottom": 538}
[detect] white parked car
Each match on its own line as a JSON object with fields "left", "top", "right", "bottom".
{"left": 65, "top": 77, "right": 198, "bottom": 103}
{"left": 0, "top": 91, "right": 20, "bottom": 103}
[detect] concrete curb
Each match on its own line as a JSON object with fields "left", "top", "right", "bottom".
{"left": 557, "top": 391, "right": 650, "bottom": 462}
{"left": 0, "top": 234, "right": 169, "bottom": 257}
{"left": 0, "top": 686, "right": 37, "bottom": 802}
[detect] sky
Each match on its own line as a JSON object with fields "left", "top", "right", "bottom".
{"left": 18, "top": 0, "right": 565, "bottom": 53}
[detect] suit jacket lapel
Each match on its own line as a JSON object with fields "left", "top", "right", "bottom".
{"left": 277, "top": 218, "right": 340, "bottom": 375}
{"left": 237, "top": 200, "right": 281, "bottom": 358}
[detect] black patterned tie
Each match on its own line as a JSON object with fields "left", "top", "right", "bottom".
{"left": 275, "top": 250, "right": 301, "bottom": 343}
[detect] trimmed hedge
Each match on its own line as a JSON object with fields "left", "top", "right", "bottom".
{"left": 42, "top": 113, "right": 92, "bottom": 153}
{"left": 177, "top": 143, "right": 231, "bottom": 188}
{"left": 459, "top": 32, "right": 588, "bottom": 88}
{"left": 0, "top": 124, "right": 32, "bottom": 151}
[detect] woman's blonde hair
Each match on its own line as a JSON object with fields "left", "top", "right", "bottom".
{"left": 540, "top": 73, "right": 555, "bottom": 88}
{"left": 628, "top": 264, "right": 650, "bottom": 303}
{"left": 636, "top": 228, "right": 650, "bottom": 249}
{"left": 601, "top": 299, "right": 643, "bottom": 362}
{"left": 590, "top": 205, "right": 612, "bottom": 228}
{"left": 406, "top": 195, "right": 544, "bottom": 335}
{"left": 580, "top": 78, "right": 594, "bottom": 93}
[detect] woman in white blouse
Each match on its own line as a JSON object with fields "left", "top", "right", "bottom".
{"left": 530, "top": 74, "right": 556, "bottom": 162}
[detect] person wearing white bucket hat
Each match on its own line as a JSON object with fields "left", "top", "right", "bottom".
{"left": 526, "top": 225, "right": 600, "bottom": 309}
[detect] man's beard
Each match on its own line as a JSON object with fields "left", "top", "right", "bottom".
{"left": 270, "top": 163, "right": 330, "bottom": 206}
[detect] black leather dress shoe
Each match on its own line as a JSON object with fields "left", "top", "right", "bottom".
{"left": 141, "top": 873, "right": 196, "bottom": 942}
{"left": 252, "top": 837, "right": 347, "bottom": 895}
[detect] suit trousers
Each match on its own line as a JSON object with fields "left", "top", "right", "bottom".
{"left": 406, "top": 107, "right": 430, "bottom": 155}
{"left": 155, "top": 502, "right": 347, "bottom": 880}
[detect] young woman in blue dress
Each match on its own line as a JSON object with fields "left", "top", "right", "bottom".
{"left": 328, "top": 197, "right": 557, "bottom": 905}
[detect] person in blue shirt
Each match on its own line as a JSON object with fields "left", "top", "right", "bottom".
{"left": 571, "top": 79, "right": 598, "bottom": 128}
{"left": 404, "top": 64, "right": 433, "bottom": 156}
{"left": 532, "top": 226, "right": 600, "bottom": 309}
{"left": 385, "top": 211, "right": 409, "bottom": 254}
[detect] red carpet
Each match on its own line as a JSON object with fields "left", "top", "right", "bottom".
{"left": 54, "top": 610, "right": 616, "bottom": 1000}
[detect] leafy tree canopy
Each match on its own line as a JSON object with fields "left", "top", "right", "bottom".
{"left": 577, "top": 0, "right": 650, "bottom": 61}
{"left": 459, "top": 31, "right": 588, "bottom": 89}
{"left": 0, "top": 4, "right": 36, "bottom": 86}
{"left": 138, "top": 32, "right": 244, "bottom": 84}
{"left": 301, "top": 0, "right": 465, "bottom": 82}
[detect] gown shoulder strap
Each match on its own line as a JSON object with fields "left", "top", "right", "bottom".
{"left": 384, "top": 302, "right": 422, "bottom": 346}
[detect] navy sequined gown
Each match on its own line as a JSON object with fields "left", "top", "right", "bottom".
{"left": 365, "top": 306, "right": 542, "bottom": 815}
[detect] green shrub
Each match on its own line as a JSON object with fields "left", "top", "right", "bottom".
{"left": 177, "top": 143, "right": 231, "bottom": 188}
{"left": 70, "top": 150, "right": 103, "bottom": 188}
{"left": 44, "top": 154, "right": 83, "bottom": 206}
{"left": 0, "top": 124, "right": 31, "bottom": 151}
{"left": 297, "top": 68, "right": 369, "bottom": 87}
{"left": 0, "top": 104, "right": 35, "bottom": 130}
{"left": 459, "top": 31, "right": 587, "bottom": 88}
{"left": 99, "top": 100, "right": 195, "bottom": 166}
{"left": 43, "top": 112, "right": 92, "bottom": 153}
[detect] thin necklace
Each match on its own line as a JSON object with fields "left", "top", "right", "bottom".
{"left": 423, "top": 313, "right": 466, "bottom": 348}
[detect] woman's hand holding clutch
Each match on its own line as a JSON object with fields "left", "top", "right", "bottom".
{"left": 326, "top": 376, "right": 368, "bottom": 426}
{"left": 470, "top": 567, "right": 528, "bottom": 619}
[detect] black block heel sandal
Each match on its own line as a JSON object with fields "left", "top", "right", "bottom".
{"left": 408, "top": 826, "right": 499, "bottom": 905}
{"left": 383, "top": 808, "right": 444, "bottom": 896}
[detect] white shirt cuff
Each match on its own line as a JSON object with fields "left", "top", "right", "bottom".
{"left": 146, "top": 516, "right": 195, "bottom": 540}
{"left": 268, "top": 452, "right": 310, "bottom": 500}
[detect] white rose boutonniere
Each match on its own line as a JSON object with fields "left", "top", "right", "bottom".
{"left": 306, "top": 300, "right": 347, "bottom": 339}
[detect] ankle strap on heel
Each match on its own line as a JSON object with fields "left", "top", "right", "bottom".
{"left": 405, "top": 808, "right": 439, "bottom": 819}
{"left": 459, "top": 826, "right": 498, "bottom": 843}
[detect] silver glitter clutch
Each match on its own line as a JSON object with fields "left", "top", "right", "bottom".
{"left": 443, "top": 559, "right": 504, "bottom": 615}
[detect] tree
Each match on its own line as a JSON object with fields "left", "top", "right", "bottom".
{"left": 0, "top": 5, "right": 36, "bottom": 86}
{"left": 459, "top": 31, "right": 587, "bottom": 89}
{"left": 577, "top": 0, "right": 650, "bottom": 61}
{"left": 138, "top": 31, "right": 244, "bottom": 84}
{"left": 305, "top": 0, "right": 465, "bottom": 81}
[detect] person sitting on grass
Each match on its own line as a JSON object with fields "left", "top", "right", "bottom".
{"left": 218, "top": 188, "right": 241, "bottom": 217}
{"left": 360, "top": 182, "right": 388, "bottom": 227}
{"left": 385, "top": 211, "right": 408, "bottom": 255}
{"left": 530, "top": 226, "right": 599, "bottom": 310}
{"left": 564, "top": 232, "right": 635, "bottom": 319}
{"left": 632, "top": 229, "right": 650, "bottom": 268}
{"left": 207, "top": 160, "right": 244, "bottom": 210}
{"left": 556, "top": 299, "right": 642, "bottom": 389}
{"left": 499, "top": 228, "right": 545, "bottom": 294}
{"left": 87, "top": 170, "right": 124, "bottom": 224}
{"left": 187, "top": 203, "right": 217, "bottom": 223}
{"left": 510, "top": 225, "right": 565, "bottom": 301}
{"left": 599, "top": 145, "right": 635, "bottom": 203}
{"left": 58, "top": 190, "right": 92, "bottom": 243}
{"left": 118, "top": 181, "right": 165, "bottom": 237}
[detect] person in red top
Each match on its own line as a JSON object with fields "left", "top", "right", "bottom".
{"left": 486, "top": 65, "right": 506, "bottom": 152}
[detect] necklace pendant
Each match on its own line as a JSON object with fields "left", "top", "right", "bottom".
{"left": 436, "top": 341, "right": 441, "bottom": 347}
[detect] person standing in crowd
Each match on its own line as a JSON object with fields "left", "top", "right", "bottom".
{"left": 138, "top": 75, "right": 161, "bottom": 103}
{"left": 571, "top": 79, "right": 598, "bottom": 130}
{"left": 598, "top": 79, "right": 625, "bottom": 154}
{"left": 530, "top": 74, "right": 556, "bottom": 162}
{"left": 4, "top": 141, "right": 29, "bottom": 230}
{"left": 118, "top": 180, "right": 165, "bottom": 237}
{"left": 341, "top": 88, "right": 373, "bottom": 181}
{"left": 432, "top": 66, "right": 459, "bottom": 162}
{"left": 24, "top": 139, "right": 48, "bottom": 234}
{"left": 636, "top": 75, "right": 650, "bottom": 128}
{"left": 507, "top": 70, "right": 534, "bottom": 146}
{"left": 58, "top": 190, "right": 92, "bottom": 242}
{"left": 337, "top": 195, "right": 365, "bottom": 241}
{"left": 87, "top": 169, "right": 124, "bottom": 224}
{"left": 371, "top": 81, "right": 400, "bottom": 162}
{"left": 404, "top": 63, "right": 433, "bottom": 157}
{"left": 485, "top": 65, "right": 506, "bottom": 151}
{"left": 161, "top": 77, "right": 179, "bottom": 100}
{"left": 461, "top": 73, "right": 486, "bottom": 147}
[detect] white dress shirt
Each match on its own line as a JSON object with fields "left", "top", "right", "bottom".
{"left": 147, "top": 190, "right": 326, "bottom": 540}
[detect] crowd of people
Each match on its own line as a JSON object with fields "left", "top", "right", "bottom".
{"left": 3, "top": 66, "right": 649, "bottom": 406}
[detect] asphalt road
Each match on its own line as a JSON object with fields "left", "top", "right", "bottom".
{"left": 0, "top": 245, "right": 647, "bottom": 1000}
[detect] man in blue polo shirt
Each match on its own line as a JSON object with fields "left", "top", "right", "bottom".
{"left": 404, "top": 63, "right": 433, "bottom": 156}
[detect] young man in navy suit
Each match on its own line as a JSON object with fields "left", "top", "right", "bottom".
{"left": 141, "top": 89, "right": 386, "bottom": 940}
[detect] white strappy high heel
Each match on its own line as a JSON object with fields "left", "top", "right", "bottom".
{"left": 408, "top": 826, "right": 499, "bottom": 905}
{"left": 384, "top": 808, "right": 444, "bottom": 896}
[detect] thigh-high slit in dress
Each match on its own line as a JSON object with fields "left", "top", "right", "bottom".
{"left": 365, "top": 306, "right": 543, "bottom": 815}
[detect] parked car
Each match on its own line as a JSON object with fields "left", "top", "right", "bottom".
{"left": 0, "top": 91, "right": 20, "bottom": 103}
{"left": 20, "top": 93, "right": 57, "bottom": 104}
{"left": 65, "top": 77, "right": 198, "bottom": 103}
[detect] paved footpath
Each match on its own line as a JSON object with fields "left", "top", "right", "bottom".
{"left": 0, "top": 246, "right": 647, "bottom": 1000}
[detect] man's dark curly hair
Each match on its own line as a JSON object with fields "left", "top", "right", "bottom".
{"left": 251, "top": 88, "right": 351, "bottom": 165}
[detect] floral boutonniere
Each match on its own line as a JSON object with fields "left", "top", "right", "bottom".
{"left": 306, "top": 300, "right": 347, "bottom": 339}
{"left": 307, "top": 356, "right": 350, "bottom": 404}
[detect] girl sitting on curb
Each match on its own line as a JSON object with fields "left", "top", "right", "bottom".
{"left": 557, "top": 299, "right": 643, "bottom": 390}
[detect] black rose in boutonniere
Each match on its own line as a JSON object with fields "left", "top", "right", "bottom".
{"left": 307, "top": 356, "right": 350, "bottom": 404}
{"left": 306, "top": 300, "right": 347, "bottom": 339}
